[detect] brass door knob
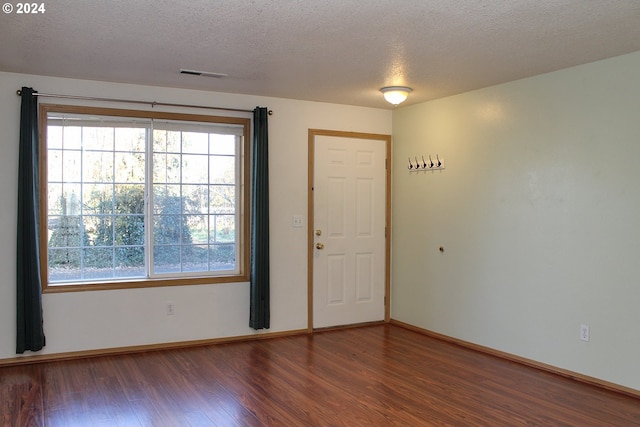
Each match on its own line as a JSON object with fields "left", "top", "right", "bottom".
{"left": 315, "top": 242, "right": 324, "bottom": 250}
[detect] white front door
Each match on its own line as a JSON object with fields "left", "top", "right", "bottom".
{"left": 311, "top": 131, "right": 389, "bottom": 329}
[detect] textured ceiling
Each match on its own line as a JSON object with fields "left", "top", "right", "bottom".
{"left": 1, "top": 0, "right": 639, "bottom": 109}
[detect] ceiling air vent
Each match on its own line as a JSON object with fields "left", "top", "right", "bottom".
{"left": 179, "top": 69, "right": 228, "bottom": 78}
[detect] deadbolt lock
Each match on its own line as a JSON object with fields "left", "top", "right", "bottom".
{"left": 315, "top": 229, "right": 322, "bottom": 236}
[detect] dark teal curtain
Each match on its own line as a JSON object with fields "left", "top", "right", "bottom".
{"left": 16, "top": 87, "right": 45, "bottom": 353}
{"left": 250, "top": 107, "right": 270, "bottom": 330}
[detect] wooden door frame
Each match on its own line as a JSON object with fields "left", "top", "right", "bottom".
{"left": 307, "top": 129, "right": 392, "bottom": 332}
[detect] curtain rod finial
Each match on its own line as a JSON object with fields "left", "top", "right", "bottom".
{"left": 268, "top": 110, "right": 273, "bottom": 115}
{"left": 16, "top": 89, "right": 22, "bottom": 96}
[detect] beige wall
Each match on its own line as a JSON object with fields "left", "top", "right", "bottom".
{"left": 0, "top": 72, "right": 391, "bottom": 359}
{"left": 391, "top": 51, "right": 640, "bottom": 391}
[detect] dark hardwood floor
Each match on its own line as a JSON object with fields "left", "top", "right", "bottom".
{"left": 2, "top": 324, "right": 639, "bottom": 426}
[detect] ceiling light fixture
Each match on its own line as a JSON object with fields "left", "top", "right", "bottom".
{"left": 380, "top": 86, "right": 412, "bottom": 106}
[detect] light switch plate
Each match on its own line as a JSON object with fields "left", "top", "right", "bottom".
{"left": 292, "top": 215, "right": 305, "bottom": 228}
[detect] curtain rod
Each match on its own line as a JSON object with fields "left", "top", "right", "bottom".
{"left": 15, "top": 89, "right": 273, "bottom": 115}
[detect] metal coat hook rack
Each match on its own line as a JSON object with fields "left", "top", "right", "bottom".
{"left": 408, "top": 154, "right": 445, "bottom": 172}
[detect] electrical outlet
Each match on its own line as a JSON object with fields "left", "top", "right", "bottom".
{"left": 166, "top": 302, "right": 175, "bottom": 316}
{"left": 580, "top": 324, "right": 590, "bottom": 342}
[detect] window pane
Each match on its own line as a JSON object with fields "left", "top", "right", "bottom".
{"left": 209, "top": 244, "right": 235, "bottom": 271}
{"left": 153, "top": 185, "right": 181, "bottom": 214}
{"left": 53, "top": 188, "right": 82, "bottom": 215}
{"left": 159, "top": 130, "right": 181, "bottom": 153}
{"left": 115, "top": 127, "right": 146, "bottom": 152}
{"left": 115, "top": 263, "right": 145, "bottom": 278}
{"left": 83, "top": 215, "right": 113, "bottom": 246}
{"left": 210, "top": 185, "right": 235, "bottom": 214}
{"left": 182, "top": 155, "right": 209, "bottom": 183}
{"left": 154, "top": 193, "right": 182, "bottom": 215}
{"left": 153, "top": 214, "right": 182, "bottom": 245}
{"left": 82, "top": 127, "right": 114, "bottom": 151}
{"left": 153, "top": 129, "right": 167, "bottom": 153}
{"left": 83, "top": 151, "right": 113, "bottom": 182}
{"left": 63, "top": 126, "right": 82, "bottom": 150}
{"left": 114, "top": 215, "right": 145, "bottom": 246}
{"left": 83, "top": 184, "right": 114, "bottom": 215}
{"left": 115, "top": 256, "right": 145, "bottom": 278}
{"left": 210, "top": 134, "right": 236, "bottom": 155}
{"left": 162, "top": 154, "right": 181, "bottom": 183}
{"left": 48, "top": 125, "right": 63, "bottom": 149}
{"left": 186, "top": 215, "right": 208, "bottom": 244}
{"left": 47, "top": 184, "right": 63, "bottom": 216}
{"left": 115, "top": 246, "right": 144, "bottom": 269}
{"left": 153, "top": 153, "right": 167, "bottom": 183}
{"left": 210, "top": 214, "right": 235, "bottom": 243}
{"left": 45, "top": 108, "right": 247, "bottom": 285}
{"left": 61, "top": 150, "right": 82, "bottom": 183}
{"left": 48, "top": 215, "right": 83, "bottom": 247}
{"left": 184, "top": 185, "right": 208, "bottom": 214}
{"left": 153, "top": 245, "right": 181, "bottom": 274}
{"left": 46, "top": 114, "right": 148, "bottom": 284}
{"left": 114, "top": 152, "right": 145, "bottom": 183}
{"left": 182, "top": 132, "right": 209, "bottom": 154}
{"left": 48, "top": 149, "right": 63, "bottom": 182}
{"left": 114, "top": 185, "right": 145, "bottom": 214}
{"left": 83, "top": 247, "right": 114, "bottom": 271}
{"left": 150, "top": 122, "right": 241, "bottom": 276}
{"left": 48, "top": 248, "right": 82, "bottom": 282}
{"left": 210, "top": 156, "right": 235, "bottom": 184}
{"left": 182, "top": 245, "right": 208, "bottom": 272}
{"left": 153, "top": 152, "right": 184, "bottom": 183}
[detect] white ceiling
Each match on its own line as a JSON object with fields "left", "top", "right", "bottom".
{"left": 1, "top": 1, "right": 639, "bottom": 109}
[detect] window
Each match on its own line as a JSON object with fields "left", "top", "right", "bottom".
{"left": 40, "top": 105, "right": 250, "bottom": 291}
